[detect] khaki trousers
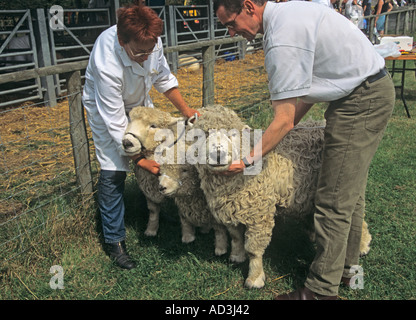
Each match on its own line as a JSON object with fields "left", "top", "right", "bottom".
{"left": 305, "top": 73, "right": 395, "bottom": 296}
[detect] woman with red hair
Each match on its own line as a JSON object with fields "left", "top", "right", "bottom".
{"left": 82, "top": 2, "right": 199, "bottom": 270}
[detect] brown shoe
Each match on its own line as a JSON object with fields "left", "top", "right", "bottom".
{"left": 274, "top": 287, "right": 337, "bottom": 300}
{"left": 341, "top": 276, "right": 351, "bottom": 288}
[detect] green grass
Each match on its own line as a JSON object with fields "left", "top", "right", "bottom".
{"left": 1, "top": 67, "right": 415, "bottom": 301}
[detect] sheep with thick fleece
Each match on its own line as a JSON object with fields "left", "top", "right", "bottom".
{"left": 158, "top": 162, "right": 228, "bottom": 255}
{"left": 122, "top": 107, "right": 179, "bottom": 237}
{"left": 122, "top": 107, "right": 228, "bottom": 253}
{"left": 123, "top": 105, "right": 371, "bottom": 289}
{"left": 190, "top": 105, "right": 371, "bottom": 288}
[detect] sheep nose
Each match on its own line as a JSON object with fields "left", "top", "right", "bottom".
{"left": 216, "top": 149, "right": 222, "bottom": 163}
{"left": 159, "top": 185, "right": 166, "bottom": 192}
{"left": 209, "top": 147, "right": 226, "bottom": 165}
{"left": 122, "top": 139, "right": 133, "bottom": 149}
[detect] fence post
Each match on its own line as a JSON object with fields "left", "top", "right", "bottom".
{"left": 36, "top": 8, "right": 57, "bottom": 107}
{"left": 202, "top": 45, "right": 215, "bottom": 107}
{"left": 368, "top": 16, "right": 375, "bottom": 43}
{"left": 66, "top": 70, "right": 93, "bottom": 199}
{"left": 395, "top": 12, "right": 401, "bottom": 34}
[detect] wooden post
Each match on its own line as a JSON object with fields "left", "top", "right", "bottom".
{"left": 66, "top": 70, "right": 93, "bottom": 198}
{"left": 368, "top": 16, "right": 375, "bottom": 43}
{"left": 202, "top": 45, "right": 215, "bottom": 107}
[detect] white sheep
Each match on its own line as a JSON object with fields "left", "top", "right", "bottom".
{"left": 122, "top": 107, "right": 179, "bottom": 237}
{"left": 189, "top": 105, "right": 371, "bottom": 289}
{"left": 179, "top": 54, "right": 200, "bottom": 72}
{"left": 122, "top": 107, "right": 228, "bottom": 253}
{"left": 123, "top": 105, "right": 372, "bottom": 289}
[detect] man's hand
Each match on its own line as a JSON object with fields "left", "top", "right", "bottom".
{"left": 218, "top": 159, "right": 245, "bottom": 176}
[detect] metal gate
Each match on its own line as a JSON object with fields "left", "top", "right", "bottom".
{"left": 0, "top": 10, "right": 42, "bottom": 108}
{"left": 47, "top": 7, "right": 112, "bottom": 96}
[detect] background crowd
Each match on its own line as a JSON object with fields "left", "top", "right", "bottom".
{"left": 272, "top": 0, "right": 413, "bottom": 35}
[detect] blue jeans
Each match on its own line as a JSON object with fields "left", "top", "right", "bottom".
{"left": 376, "top": 15, "right": 386, "bottom": 32}
{"left": 98, "top": 170, "right": 127, "bottom": 244}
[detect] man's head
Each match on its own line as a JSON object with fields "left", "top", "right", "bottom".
{"left": 117, "top": 2, "right": 163, "bottom": 63}
{"left": 213, "top": 0, "right": 266, "bottom": 40}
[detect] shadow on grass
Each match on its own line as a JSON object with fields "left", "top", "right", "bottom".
{"left": 121, "top": 173, "right": 316, "bottom": 289}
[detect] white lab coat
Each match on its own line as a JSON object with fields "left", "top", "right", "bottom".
{"left": 82, "top": 25, "right": 178, "bottom": 171}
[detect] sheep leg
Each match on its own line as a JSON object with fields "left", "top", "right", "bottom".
{"left": 200, "top": 225, "right": 211, "bottom": 234}
{"left": 243, "top": 223, "right": 274, "bottom": 289}
{"left": 227, "top": 224, "right": 246, "bottom": 263}
{"left": 359, "top": 219, "right": 372, "bottom": 257}
{"left": 180, "top": 216, "right": 196, "bottom": 243}
{"left": 245, "top": 252, "right": 265, "bottom": 289}
{"left": 213, "top": 224, "right": 228, "bottom": 256}
{"left": 144, "top": 198, "right": 159, "bottom": 237}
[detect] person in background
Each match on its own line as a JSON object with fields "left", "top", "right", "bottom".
{"left": 82, "top": 2, "right": 199, "bottom": 269}
{"left": 374, "top": 0, "right": 394, "bottom": 35}
{"left": 311, "top": 0, "right": 336, "bottom": 8}
{"left": 361, "top": 0, "right": 372, "bottom": 33}
{"left": 214, "top": 0, "right": 395, "bottom": 300}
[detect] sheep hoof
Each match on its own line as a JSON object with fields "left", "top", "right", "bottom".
{"left": 215, "top": 247, "right": 227, "bottom": 256}
{"left": 359, "top": 244, "right": 371, "bottom": 257}
{"left": 230, "top": 254, "right": 246, "bottom": 264}
{"left": 144, "top": 229, "right": 157, "bottom": 237}
{"left": 182, "top": 234, "right": 196, "bottom": 244}
{"left": 244, "top": 273, "right": 265, "bottom": 289}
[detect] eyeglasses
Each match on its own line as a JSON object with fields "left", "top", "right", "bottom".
{"left": 127, "top": 42, "right": 161, "bottom": 57}
{"left": 223, "top": 7, "right": 243, "bottom": 30}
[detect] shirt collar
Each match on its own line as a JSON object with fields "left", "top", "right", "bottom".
{"left": 114, "top": 30, "right": 147, "bottom": 76}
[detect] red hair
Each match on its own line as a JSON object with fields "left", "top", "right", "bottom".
{"left": 117, "top": 3, "right": 163, "bottom": 44}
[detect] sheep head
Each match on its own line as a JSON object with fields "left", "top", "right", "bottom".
{"left": 122, "top": 106, "right": 183, "bottom": 156}
{"left": 192, "top": 105, "right": 254, "bottom": 172}
{"left": 158, "top": 164, "right": 199, "bottom": 197}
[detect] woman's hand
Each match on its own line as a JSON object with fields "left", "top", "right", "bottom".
{"left": 182, "top": 107, "right": 201, "bottom": 122}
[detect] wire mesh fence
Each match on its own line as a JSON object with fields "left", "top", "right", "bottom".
{"left": 0, "top": 96, "right": 99, "bottom": 262}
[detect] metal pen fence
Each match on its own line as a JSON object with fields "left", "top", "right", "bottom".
{"left": 0, "top": 3, "right": 263, "bottom": 109}
{"left": 0, "top": 60, "right": 95, "bottom": 263}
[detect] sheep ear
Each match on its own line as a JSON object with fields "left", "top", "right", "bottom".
{"left": 128, "top": 106, "right": 145, "bottom": 120}
{"left": 168, "top": 116, "right": 183, "bottom": 126}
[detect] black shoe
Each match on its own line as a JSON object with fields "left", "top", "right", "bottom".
{"left": 274, "top": 287, "right": 337, "bottom": 300}
{"left": 105, "top": 241, "right": 137, "bottom": 270}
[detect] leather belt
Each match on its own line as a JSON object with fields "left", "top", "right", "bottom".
{"left": 367, "top": 67, "right": 388, "bottom": 84}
